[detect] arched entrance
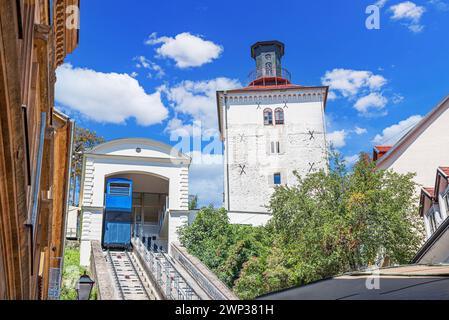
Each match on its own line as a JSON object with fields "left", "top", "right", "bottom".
{"left": 103, "top": 171, "right": 170, "bottom": 251}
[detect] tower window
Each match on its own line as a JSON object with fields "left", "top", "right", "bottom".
{"left": 271, "top": 142, "right": 281, "bottom": 154}
{"left": 275, "top": 108, "right": 284, "bottom": 125}
{"left": 264, "top": 109, "right": 273, "bottom": 125}
{"left": 265, "top": 62, "right": 273, "bottom": 76}
{"left": 274, "top": 173, "right": 282, "bottom": 185}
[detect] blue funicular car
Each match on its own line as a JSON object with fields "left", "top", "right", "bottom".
{"left": 102, "top": 178, "right": 133, "bottom": 249}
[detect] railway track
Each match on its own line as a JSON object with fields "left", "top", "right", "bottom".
{"left": 107, "top": 250, "right": 152, "bottom": 300}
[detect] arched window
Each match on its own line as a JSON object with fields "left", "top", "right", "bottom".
{"left": 264, "top": 109, "right": 273, "bottom": 125}
{"left": 275, "top": 108, "right": 284, "bottom": 125}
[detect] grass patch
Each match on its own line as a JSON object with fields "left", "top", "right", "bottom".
{"left": 60, "top": 241, "right": 97, "bottom": 300}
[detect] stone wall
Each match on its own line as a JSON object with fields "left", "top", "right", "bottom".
{"left": 89, "top": 241, "right": 117, "bottom": 300}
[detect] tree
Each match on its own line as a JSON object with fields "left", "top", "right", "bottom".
{"left": 178, "top": 207, "right": 271, "bottom": 288}
{"left": 179, "top": 152, "right": 425, "bottom": 300}
{"left": 71, "top": 127, "right": 105, "bottom": 206}
{"left": 188, "top": 195, "right": 199, "bottom": 210}
{"left": 235, "top": 152, "right": 425, "bottom": 298}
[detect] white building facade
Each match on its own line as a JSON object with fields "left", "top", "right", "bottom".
{"left": 217, "top": 41, "right": 329, "bottom": 226}
{"left": 79, "top": 138, "right": 191, "bottom": 266}
{"left": 374, "top": 94, "right": 449, "bottom": 239}
{"left": 375, "top": 94, "right": 449, "bottom": 191}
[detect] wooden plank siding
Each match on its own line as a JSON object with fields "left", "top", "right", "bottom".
{"left": 0, "top": 0, "right": 79, "bottom": 300}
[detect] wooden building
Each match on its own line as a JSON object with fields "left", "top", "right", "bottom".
{"left": 0, "top": 0, "right": 79, "bottom": 299}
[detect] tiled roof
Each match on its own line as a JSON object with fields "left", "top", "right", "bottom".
{"left": 375, "top": 146, "right": 392, "bottom": 153}
{"left": 423, "top": 187, "right": 435, "bottom": 198}
{"left": 439, "top": 167, "right": 449, "bottom": 177}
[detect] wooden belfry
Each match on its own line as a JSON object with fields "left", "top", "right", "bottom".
{"left": 0, "top": 0, "right": 79, "bottom": 300}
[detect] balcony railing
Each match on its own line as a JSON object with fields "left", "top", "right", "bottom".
{"left": 247, "top": 68, "right": 292, "bottom": 86}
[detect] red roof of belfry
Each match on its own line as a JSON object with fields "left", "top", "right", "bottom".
{"left": 227, "top": 84, "right": 304, "bottom": 92}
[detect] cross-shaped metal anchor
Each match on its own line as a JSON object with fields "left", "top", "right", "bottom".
{"left": 308, "top": 162, "right": 316, "bottom": 173}
{"left": 308, "top": 130, "right": 316, "bottom": 140}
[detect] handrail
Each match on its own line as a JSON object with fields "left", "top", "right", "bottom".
{"left": 132, "top": 237, "right": 200, "bottom": 300}
{"left": 170, "top": 243, "right": 238, "bottom": 300}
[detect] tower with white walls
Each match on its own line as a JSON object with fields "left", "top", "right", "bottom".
{"left": 217, "top": 41, "right": 329, "bottom": 226}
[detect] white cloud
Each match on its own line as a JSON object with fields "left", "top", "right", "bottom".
{"left": 134, "top": 56, "right": 165, "bottom": 79}
{"left": 355, "top": 127, "right": 368, "bottom": 135}
{"left": 163, "top": 77, "right": 241, "bottom": 134}
{"left": 390, "top": 1, "right": 426, "bottom": 33}
{"left": 327, "top": 130, "right": 348, "bottom": 148}
{"left": 429, "top": 0, "right": 449, "bottom": 11}
{"left": 372, "top": 114, "right": 423, "bottom": 145}
{"left": 344, "top": 154, "right": 360, "bottom": 166}
{"left": 392, "top": 93, "right": 405, "bottom": 104}
{"left": 55, "top": 64, "right": 168, "bottom": 126}
{"left": 146, "top": 32, "right": 223, "bottom": 68}
{"left": 322, "top": 69, "right": 387, "bottom": 98}
{"left": 322, "top": 68, "right": 390, "bottom": 115}
{"left": 354, "top": 92, "right": 388, "bottom": 114}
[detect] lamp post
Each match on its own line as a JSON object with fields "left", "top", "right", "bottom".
{"left": 76, "top": 272, "right": 95, "bottom": 300}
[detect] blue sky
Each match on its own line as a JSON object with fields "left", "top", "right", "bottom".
{"left": 56, "top": 0, "right": 449, "bottom": 207}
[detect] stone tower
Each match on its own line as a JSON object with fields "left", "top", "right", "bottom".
{"left": 216, "top": 41, "right": 329, "bottom": 226}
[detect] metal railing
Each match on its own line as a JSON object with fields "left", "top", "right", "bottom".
{"left": 170, "top": 244, "right": 232, "bottom": 300}
{"left": 247, "top": 67, "right": 292, "bottom": 85}
{"left": 132, "top": 237, "right": 200, "bottom": 300}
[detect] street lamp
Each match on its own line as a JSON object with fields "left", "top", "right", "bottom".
{"left": 76, "top": 272, "right": 95, "bottom": 300}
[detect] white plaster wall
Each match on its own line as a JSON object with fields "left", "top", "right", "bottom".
{"left": 80, "top": 207, "right": 103, "bottom": 266}
{"left": 377, "top": 108, "right": 449, "bottom": 190}
{"left": 96, "top": 143, "right": 178, "bottom": 159}
{"left": 228, "top": 212, "right": 272, "bottom": 227}
{"left": 223, "top": 90, "right": 327, "bottom": 215}
{"left": 168, "top": 211, "right": 189, "bottom": 255}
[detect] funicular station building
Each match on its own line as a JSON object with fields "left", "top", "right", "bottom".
{"left": 79, "top": 138, "right": 191, "bottom": 266}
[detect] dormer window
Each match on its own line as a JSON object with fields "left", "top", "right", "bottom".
{"left": 275, "top": 108, "right": 284, "bottom": 125}
{"left": 427, "top": 205, "right": 444, "bottom": 235}
{"left": 264, "top": 109, "right": 273, "bottom": 125}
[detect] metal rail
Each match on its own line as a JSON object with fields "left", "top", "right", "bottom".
{"left": 107, "top": 250, "right": 125, "bottom": 300}
{"left": 125, "top": 251, "right": 151, "bottom": 300}
{"left": 107, "top": 250, "right": 150, "bottom": 300}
